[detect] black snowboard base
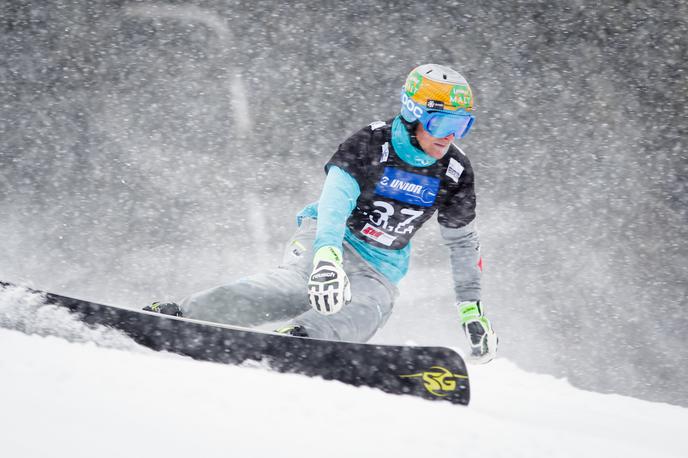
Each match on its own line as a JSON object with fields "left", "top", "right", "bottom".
{"left": 0, "top": 281, "right": 470, "bottom": 405}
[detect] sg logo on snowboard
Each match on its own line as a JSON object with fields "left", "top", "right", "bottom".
{"left": 400, "top": 365, "right": 468, "bottom": 397}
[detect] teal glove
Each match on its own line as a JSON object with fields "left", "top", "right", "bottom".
{"left": 308, "top": 246, "right": 351, "bottom": 315}
{"left": 459, "top": 301, "right": 498, "bottom": 364}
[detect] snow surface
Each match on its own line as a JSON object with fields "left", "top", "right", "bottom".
{"left": 1, "top": 288, "right": 686, "bottom": 458}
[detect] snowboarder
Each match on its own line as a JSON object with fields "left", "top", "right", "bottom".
{"left": 146, "top": 64, "right": 498, "bottom": 363}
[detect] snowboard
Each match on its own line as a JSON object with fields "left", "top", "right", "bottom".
{"left": 0, "top": 281, "right": 470, "bottom": 405}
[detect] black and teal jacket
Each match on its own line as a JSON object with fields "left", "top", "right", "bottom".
{"left": 297, "top": 116, "right": 482, "bottom": 302}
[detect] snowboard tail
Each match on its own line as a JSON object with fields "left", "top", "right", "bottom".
{"left": 0, "top": 281, "right": 470, "bottom": 405}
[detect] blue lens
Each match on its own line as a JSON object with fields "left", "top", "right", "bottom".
{"left": 424, "top": 112, "right": 474, "bottom": 138}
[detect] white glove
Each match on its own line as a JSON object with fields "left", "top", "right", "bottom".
{"left": 308, "top": 246, "right": 351, "bottom": 315}
{"left": 459, "top": 301, "right": 498, "bottom": 364}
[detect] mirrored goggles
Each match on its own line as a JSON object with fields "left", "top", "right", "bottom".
{"left": 421, "top": 110, "right": 475, "bottom": 139}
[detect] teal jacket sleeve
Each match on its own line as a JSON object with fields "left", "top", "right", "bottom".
{"left": 313, "top": 165, "right": 361, "bottom": 253}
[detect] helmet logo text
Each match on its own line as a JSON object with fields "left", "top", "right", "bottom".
{"left": 405, "top": 70, "right": 423, "bottom": 96}
{"left": 450, "top": 84, "right": 473, "bottom": 110}
{"left": 401, "top": 93, "right": 424, "bottom": 119}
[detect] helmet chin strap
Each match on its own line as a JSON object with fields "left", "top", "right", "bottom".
{"left": 399, "top": 116, "right": 423, "bottom": 150}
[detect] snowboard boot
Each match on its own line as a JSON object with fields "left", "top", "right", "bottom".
{"left": 275, "top": 324, "right": 309, "bottom": 337}
{"left": 143, "top": 301, "right": 183, "bottom": 317}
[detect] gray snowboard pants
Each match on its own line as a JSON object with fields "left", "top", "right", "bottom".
{"left": 179, "top": 218, "right": 399, "bottom": 342}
